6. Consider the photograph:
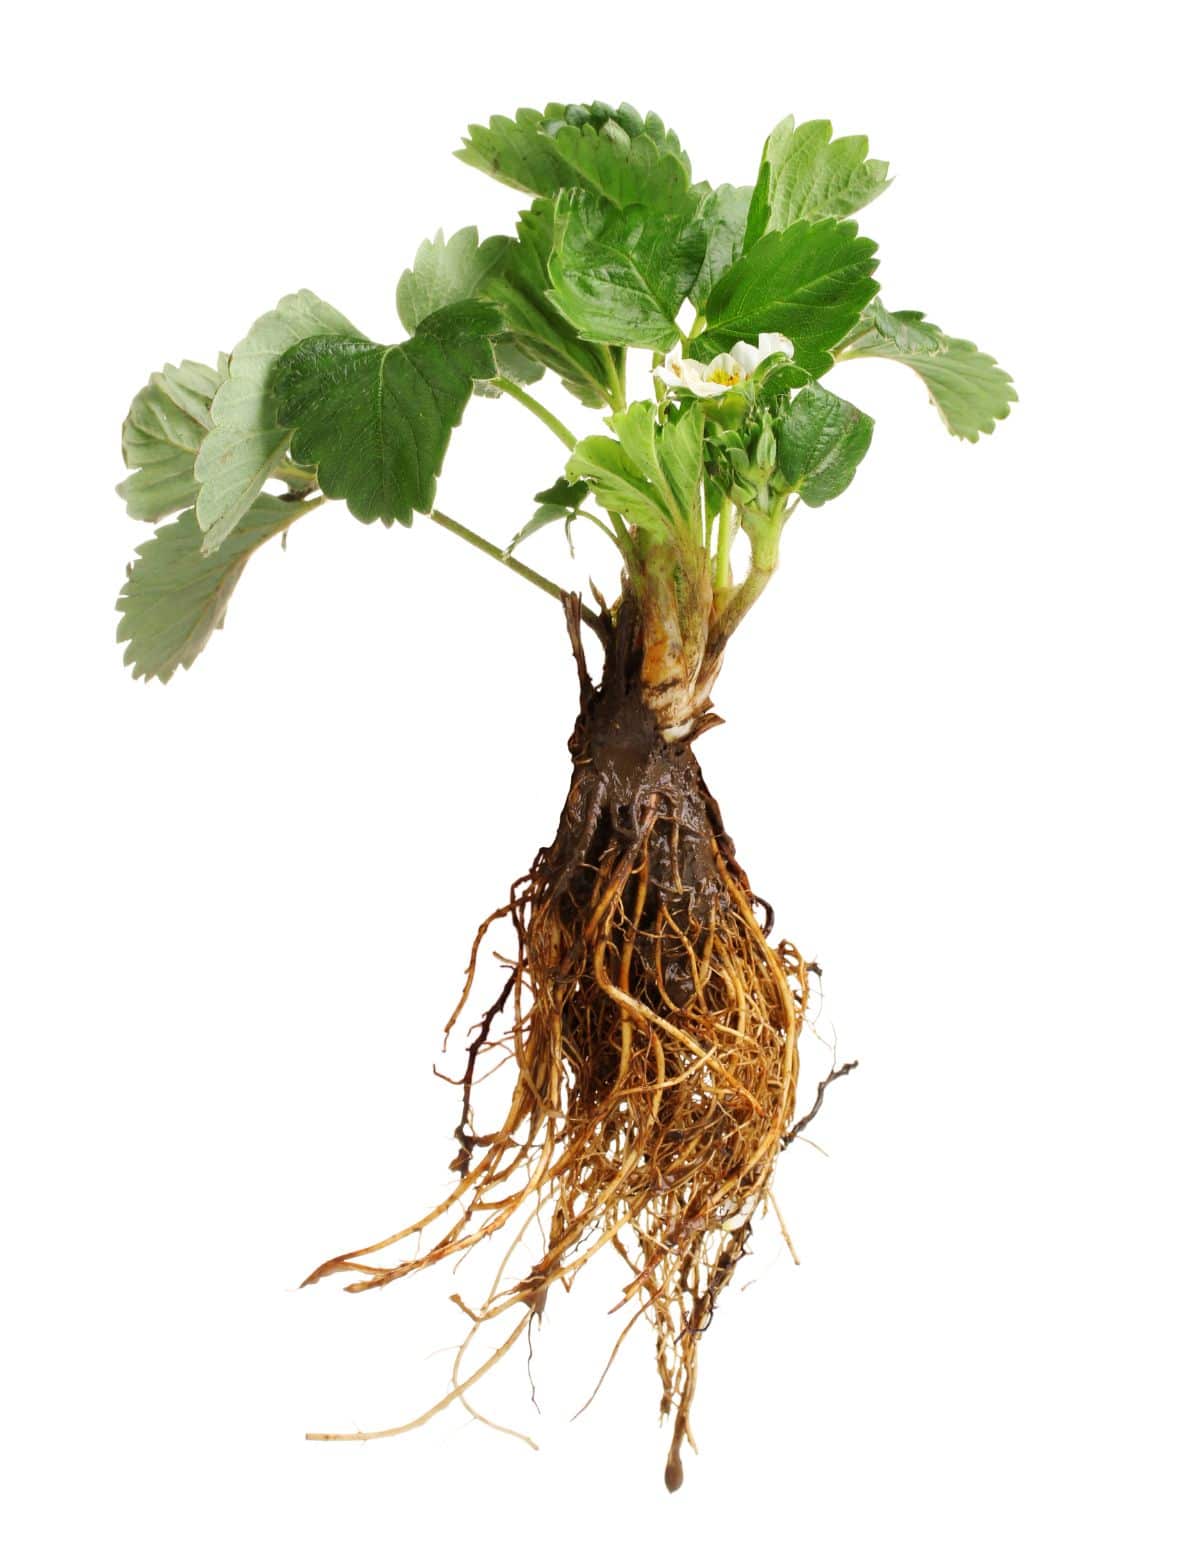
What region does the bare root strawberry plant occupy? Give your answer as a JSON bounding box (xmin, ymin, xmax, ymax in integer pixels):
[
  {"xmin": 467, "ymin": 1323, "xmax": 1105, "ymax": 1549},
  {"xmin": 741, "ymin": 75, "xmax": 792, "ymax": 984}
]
[{"xmin": 114, "ymin": 101, "xmax": 1014, "ymax": 1489}]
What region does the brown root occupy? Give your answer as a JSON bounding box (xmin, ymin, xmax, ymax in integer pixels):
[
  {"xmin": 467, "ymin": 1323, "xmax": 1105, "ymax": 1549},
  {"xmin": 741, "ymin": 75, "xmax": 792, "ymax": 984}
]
[{"xmin": 304, "ymin": 598, "xmax": 853, "ymax": 1489}]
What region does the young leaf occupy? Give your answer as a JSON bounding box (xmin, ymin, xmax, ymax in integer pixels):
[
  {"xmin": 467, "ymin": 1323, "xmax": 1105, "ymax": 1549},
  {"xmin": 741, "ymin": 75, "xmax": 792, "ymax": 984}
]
[
  {"xmin": 744, "ymin": 118, "xmax": 890, "ymax": 249},
  {"xmin": 116, "ymin": 495, "xmax": 307, "ymax": 683},
  {"xmin": 195, "ymin": 290, "xmax": 358, "ymax": 554},
  {"xmin": 504, "ymin": 477, "xmax": 590, "ymax": 555},
  {"xmin": 567, "ymin": 402, "xmax": 703, "ymax": 536},
  {"xmin": 776, "ymin": 384, "xmax": 874, "ymax": 505},
  {"xmin": 271, "ymin": 301, "xmax": 500, "ymax": 525},
  {"xmin": 483, "ymin": 199, "xmax": 616, "ymax": 407},
  {"xmin": 838, "ymin": 301, "xmax": 1017, "ymax": 440},
  {"xmin": 689, "ymin": 184, "xmax": 753, "ymax": 312},
  {"xmin": 117, "ymin": 358, "xmax": 226, "ymax": 521},
  {"xmin": 693, "ymin": 218, "xmax": 879, "ymax": 379},
  {"xmin": 547, "ymin": 189, "xmax": 706, "ymax": 353}
]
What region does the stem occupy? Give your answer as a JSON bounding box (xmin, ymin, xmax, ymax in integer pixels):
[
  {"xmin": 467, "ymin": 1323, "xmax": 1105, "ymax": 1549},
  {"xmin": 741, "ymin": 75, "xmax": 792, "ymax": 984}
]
[
  {"xmin": 602, "ymin": 348, "xmax": 627, "ymax": 412},
  {"xmin": 274, "ymin": 457, "xmax": 317, "ymax": 487},
  {"xmin": 714, "ymin": 497, "xmax": 735, "ymax": 591},
  {"xmin": 429, "ymin": 510, "xmax": 601, "ymax": 632},
  {"xmin": 711, "ymin": 514, "xmax": 780, "ymax": 650},
  {"xmin": 494, "ymin": 378, "xmax": 578, "ymax": 452}
]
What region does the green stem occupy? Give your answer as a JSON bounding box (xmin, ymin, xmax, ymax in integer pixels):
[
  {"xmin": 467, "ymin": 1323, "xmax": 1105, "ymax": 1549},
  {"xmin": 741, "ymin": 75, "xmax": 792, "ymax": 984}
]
[
  {"xmin": 712, "ymin": 515, "xmax": 780, "ymax": 649},
  {"xmin": 274, "ymin": 457, "xmax": 317, "ymax": 487},
  {"xmin": 494, "ymin": 377, "xmax": 578, "ymax": 452},
  {"xmin": 429, "ymin": 510, "xmax": 601, "ymax": 632},
  {"xmin": 602, "ymin": 348, "xmax": 627, "ymax": 412},
  {"xmin": 714, "ymin": 497, "xmax": 735, "ymax": 591}
]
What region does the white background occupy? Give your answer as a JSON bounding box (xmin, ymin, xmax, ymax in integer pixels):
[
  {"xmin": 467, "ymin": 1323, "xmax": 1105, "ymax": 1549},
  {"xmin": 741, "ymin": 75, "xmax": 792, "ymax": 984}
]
[{"xmin": 4, "ymin": 3, "xmax": 1197, "ymax": 1555}]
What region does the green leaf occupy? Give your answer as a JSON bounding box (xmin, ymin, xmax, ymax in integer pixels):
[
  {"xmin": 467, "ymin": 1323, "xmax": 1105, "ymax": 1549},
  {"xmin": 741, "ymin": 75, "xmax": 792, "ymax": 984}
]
[
  {"xmin": 483, "ymin": 198, "xmax": 615, "ymax": 407},
  {"xmin": 271, "ymin": 301, "xmax": 499, "ymax": 525},
  {"xmin": 394, "ymin": 226, "xmax": 509, "ymax": 330},
  {"xmin": 116, "ymin": 495, "xmax": 305, "ymax": 683},
  {"xmin": 547, "ymin": 102, "xmax": 690, "ymax": 168},
  {"xmin": 117, "ymin": 358, "xmax": 226, "ymax": 521},
  {"xmin": 838, "ymin": 301, "xmax": 1016, "ymax": 440},
  {"xmin": 690, "ymin": 184, "xmax": 753, "ymax": 311},
  {"xmin": 456, "ymin": 104, "xmax": 580, "ymax": 198},
  {"xmin": 195, "ymin": 290, "xmax": 359, "ymax": 554},
  {"xmin": 504, "ymin": 477, "xmax": 589, "ymax": 554},
  {"xmin": 396, "ymin": 226, "xmax": 544, "ymax": 395},
  {"xmin": 547, "ymin": 189, "xmax": 705, "ymax": 353},
  {"xmin": 744, "ymin": 118, "xmax": 890, "ymax": 249},
  {"xmin": 545, "ymin": 119, "xmax": 692, "ymax": 213},
  {"xmin": 457, "ymin": 101, "xmax": 690, "ymax": 204},
  {"xmin": 567, "ymin": 402, "xmax": 703, "ymax": 536},
  {"xmin": 693, "ymin": 218, "xmax": 879, "ymax": 378},
  {"xmin": 776, "ymin": 384, "xmax": 874, "ymax": 505}
]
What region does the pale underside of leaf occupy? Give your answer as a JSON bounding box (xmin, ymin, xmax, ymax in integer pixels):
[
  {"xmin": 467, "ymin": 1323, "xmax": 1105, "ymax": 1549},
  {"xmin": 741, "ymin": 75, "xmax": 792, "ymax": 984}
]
[
  {"xmin": 195, "ymin": 290, "xmax": 359, "ymax": 553},
  {"xmin": 395, "ymin": 225, "xmax": 544, "ymax": 396},
  {"xmin": 838, "ymin": 302, "xmax": 1016, "ymax": 440},
  {"xmin": 116, "ymin": 495, "xmax": 304, "ymax": 683},
  {"xmin": 117, "ymin": 357, "xmax": 225, "ymax": 521},
  {"xmin": 395, "ymin": 226, "xmax": 509, "ymax": 331}
]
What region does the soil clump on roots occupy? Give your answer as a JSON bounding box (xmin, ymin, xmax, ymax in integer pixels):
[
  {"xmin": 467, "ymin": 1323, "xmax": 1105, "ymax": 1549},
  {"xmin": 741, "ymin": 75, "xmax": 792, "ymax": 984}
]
[{"xmin": 305, "ymin": 598, "xmax": 844, "ymax": 1489}]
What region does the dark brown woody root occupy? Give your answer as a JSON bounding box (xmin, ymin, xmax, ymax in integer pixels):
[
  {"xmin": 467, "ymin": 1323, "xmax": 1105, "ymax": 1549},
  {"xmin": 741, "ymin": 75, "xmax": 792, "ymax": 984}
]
[{"xmin": 304, "ymin": 601, "xmax": 853, "ymax": 1489}]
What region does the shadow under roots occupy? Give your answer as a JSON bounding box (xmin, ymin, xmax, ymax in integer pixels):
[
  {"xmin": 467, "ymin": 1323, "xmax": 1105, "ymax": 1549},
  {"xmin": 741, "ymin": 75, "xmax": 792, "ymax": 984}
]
[{"xmin": 305, "ymin": 597, "xmax": 826, "ymax": 1491}]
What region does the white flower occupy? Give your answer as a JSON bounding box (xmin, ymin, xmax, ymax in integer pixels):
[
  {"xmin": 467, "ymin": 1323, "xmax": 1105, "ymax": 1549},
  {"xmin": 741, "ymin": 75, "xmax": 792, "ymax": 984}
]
[{"xmin": 654, "ymin": 333, "xmax": 794, "ymax": 398}]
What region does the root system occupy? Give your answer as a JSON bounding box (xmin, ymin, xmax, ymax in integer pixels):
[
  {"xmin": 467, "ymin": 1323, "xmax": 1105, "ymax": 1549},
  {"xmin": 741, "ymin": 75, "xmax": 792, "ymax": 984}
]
[{"xmin": 304, "ymin": 598, "xmax": 852, "ymax": 1489}]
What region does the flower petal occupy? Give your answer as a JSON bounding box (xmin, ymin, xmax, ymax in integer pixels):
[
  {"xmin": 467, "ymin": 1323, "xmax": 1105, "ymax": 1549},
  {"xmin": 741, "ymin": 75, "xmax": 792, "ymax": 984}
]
[
  {"xmin": 757, "ymin": 331, "xmax": 794, "ymax": 360},
  {"xmin": 688, "ymin": 376, "xmax": 738, "ymax": 399},
  {"xmin": 729, "ymin": 340, "xmax": 761, "ymax": 374}
]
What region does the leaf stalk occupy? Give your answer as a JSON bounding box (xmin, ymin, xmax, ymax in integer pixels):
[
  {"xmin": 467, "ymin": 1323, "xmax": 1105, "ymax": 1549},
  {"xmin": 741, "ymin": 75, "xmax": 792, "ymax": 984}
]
[
  {"xmin": 429, "ymin": 509, "xmax": 601, "ymax": 632},
  {"xmin": 494, "ymin": 378, "xmax": 578, "ymax": 452}
]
